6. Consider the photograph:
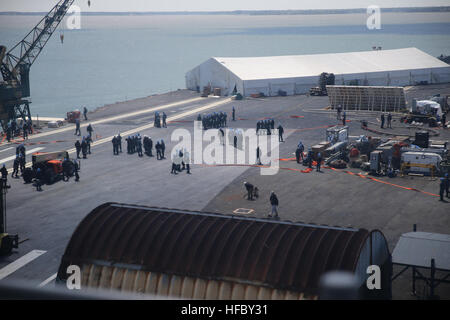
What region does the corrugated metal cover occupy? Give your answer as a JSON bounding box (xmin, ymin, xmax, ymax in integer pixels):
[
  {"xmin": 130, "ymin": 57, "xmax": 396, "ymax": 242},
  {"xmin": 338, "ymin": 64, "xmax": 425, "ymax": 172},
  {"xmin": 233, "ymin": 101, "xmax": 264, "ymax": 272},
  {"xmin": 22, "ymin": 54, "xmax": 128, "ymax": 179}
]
[{"xmin": 57, "ymin": 203, "xmax": 385, "ymax": 296}]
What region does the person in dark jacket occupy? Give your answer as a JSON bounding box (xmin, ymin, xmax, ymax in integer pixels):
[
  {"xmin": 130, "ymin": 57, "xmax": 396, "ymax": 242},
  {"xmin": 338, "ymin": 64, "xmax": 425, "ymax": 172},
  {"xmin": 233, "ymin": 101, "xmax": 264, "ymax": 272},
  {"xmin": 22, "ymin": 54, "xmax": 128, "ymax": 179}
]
[
  {"xmin": 117, "ymin": 133, "xmax": 122, "ymax": 153},
  {"xmin": 18, "ymin": 153, "xmax": 25, "ymax": 173},
  {"xmin": 86, "ymin": 124, "xmax": 94, "ymax": 138},
  {"xmin": 22, "ymin": 122, "xmax": 28, "ymax": 140},
  {"xmin": 256, "ymin": 147, "xmax": 262, "ymax": 165},
  {"xmin": 73, "ymin": 160, "xmax": 80, "ymax": 182},
  {"xmin": 162, "ymin": 112, "xmax": 167, "ymax": 128},
  {"xmin": 74, "ymin": 118, "xmax": 81, "ymax": 136},
  {"xmin": 35, "ymin": 168, "xmax": 43, "ymax": 191},
  {"xmin": 83, "ymin": 107, "xmax": 88, "ymax": 121},
  {"xmin": 81, "ymin": 138, "xmax": 88, "ymax": 159},
  {"xmin": 278, "ymin": 125, "xmax": 284, "ymax": 142},
  {"xmin": 268, "ymin": 191, "xmax": 279, "ymax": 218},
  {"xmin": 387, "ymin": 113, "xmax": 393, "ymax": 129},
  {"xmin": 439, "ymin": 177, "xmax": 447, "ymax": 201},
  {"xmin": 155, "ymin": 141, "xmax": 161, "ymax": 160},
  {"xmin": 160, "ymin": 140, "xmax": 165, "ymax": 159},
  {"xmin": 86, "ymin": 134, "xmax": 92, "ymax": 154},
  {"xmin": 380, "ymin": 113, "xmax": 385, "ymax": 129},
  {"xmin": 16, "ymin": 144, "xmax": 26, "ymax": 157},
  {"xmin": 316, "ymin": 152, "xmax": 322, "ymax": 172},
  {"xmin": 295, "ymin": 147, "xmax": 302, "ymax": 164},
  {"xmin": 6, "ymin": 126, "xmax": 12, "ymax": 142},
  {"xmin": 126, "ymin": 136, "xmax": 131, "ymax": 154},
  {"xmin": 136, "ymin": 135, "xmax": 143, "ymax": 157},
  {"xmin": 1, "ymin": 164, "xmax": 8, "ymax": 182},
  {"xmin": 112, "ymin": 136, "xmax": 118, "ymax": 155},
  {"xmin": 62, "ymin": 158, "xmax": 72, "ymax": 181},
  {"xmin": 244, "ymin": 181, "xmax": 254, "ymax": 200},
  {"xmin": 27, "ymin": 120, "xmax": 33, "ymax": 134},
  {"xmin": 12, "ymin": 157, "xmax": 20, "ymax": 178},
  {"xmin": 75, "ymin": 140, "xmax": 81, "ymax": 159}
]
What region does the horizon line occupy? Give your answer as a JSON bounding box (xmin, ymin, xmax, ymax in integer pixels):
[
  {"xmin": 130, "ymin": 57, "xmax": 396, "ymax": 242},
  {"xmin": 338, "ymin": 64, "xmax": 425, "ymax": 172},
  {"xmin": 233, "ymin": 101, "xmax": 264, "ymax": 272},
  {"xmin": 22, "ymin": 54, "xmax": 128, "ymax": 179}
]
[{"xmin": 1, "ymin": 6, "xmax": 449, "ymax": 15}]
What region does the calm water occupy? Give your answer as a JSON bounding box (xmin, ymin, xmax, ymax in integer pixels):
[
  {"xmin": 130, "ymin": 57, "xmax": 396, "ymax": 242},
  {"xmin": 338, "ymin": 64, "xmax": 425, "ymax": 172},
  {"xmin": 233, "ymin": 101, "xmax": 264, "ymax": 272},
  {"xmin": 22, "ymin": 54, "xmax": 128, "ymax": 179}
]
[{"xmin": 1, "ymin": 12, "xmax": 450, "ymax": 117}]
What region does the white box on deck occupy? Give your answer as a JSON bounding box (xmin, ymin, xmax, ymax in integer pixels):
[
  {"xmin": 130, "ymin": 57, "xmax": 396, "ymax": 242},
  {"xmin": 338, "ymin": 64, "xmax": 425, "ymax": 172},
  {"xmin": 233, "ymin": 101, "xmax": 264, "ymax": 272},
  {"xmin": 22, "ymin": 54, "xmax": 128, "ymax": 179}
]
[{"xmin": 401, "ymin": 152, "xmax": 442, "ymax": 173}]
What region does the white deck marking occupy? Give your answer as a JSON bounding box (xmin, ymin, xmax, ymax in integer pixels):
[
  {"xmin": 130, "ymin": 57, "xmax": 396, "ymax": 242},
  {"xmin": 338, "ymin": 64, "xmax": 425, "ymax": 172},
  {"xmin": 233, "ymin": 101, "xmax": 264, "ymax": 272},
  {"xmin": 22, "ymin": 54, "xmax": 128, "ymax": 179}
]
[
  {"xmin": 38, "ymin": 273, "xmax": 57, "ymax": 287},
  {"xmin": 0, "ymin": 250, "xmax": 46, "ymax": 281},
  {"xmin": 11, "ymin": 97, "xmax": 204, "ymax": 142},
  {"xmin": 0, "ymin": 147, "xmax": 13, "ymax": 153},
  {"xmin": 0, "ymin": 147, "xmax": 44, "ymax": 164}
]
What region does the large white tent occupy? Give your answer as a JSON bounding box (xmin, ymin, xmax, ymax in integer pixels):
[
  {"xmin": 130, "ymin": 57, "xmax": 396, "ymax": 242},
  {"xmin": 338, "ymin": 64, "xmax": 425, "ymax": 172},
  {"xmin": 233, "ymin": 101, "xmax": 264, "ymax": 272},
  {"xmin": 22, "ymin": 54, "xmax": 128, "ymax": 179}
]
[{"xmin": 185, "ymin": 48, "xmax": 450, "ymax": 97}]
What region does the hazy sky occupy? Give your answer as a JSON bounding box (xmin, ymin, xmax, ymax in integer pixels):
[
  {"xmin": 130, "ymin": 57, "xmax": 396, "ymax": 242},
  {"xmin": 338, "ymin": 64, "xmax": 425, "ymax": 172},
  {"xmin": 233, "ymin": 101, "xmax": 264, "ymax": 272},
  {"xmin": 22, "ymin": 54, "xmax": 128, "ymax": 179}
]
[{"xmin": 0, "ymin": 0, "xmax": 448, "ymax": 12}]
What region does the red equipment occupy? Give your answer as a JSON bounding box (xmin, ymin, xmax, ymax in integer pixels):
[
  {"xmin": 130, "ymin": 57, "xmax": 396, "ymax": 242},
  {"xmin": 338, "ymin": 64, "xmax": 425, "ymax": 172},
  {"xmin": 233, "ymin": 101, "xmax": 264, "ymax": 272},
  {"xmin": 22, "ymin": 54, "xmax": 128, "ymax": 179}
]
[{"xmin": 66, "ymin": 110, "xmax": 81, "ymax": 123}]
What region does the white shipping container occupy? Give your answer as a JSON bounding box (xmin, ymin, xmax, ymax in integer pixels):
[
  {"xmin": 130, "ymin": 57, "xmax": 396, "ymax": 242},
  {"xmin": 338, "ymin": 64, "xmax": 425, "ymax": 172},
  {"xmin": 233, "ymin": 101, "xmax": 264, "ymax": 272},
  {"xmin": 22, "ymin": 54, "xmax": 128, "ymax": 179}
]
[{"xmin": 401, "ymin": 152, "xmax": 442, "ymax": 173}]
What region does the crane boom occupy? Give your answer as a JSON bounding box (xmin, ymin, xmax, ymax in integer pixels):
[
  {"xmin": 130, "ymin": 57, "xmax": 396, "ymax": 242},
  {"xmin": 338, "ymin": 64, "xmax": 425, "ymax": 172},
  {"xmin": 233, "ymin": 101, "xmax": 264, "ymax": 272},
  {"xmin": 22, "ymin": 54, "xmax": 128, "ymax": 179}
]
[
  {"xmin": 0, "ymin": 0, "xmax": 75, "ymax": 131},
  {"xmin": 0, "ymin": 0, "xmax": 75, "ymax": 84}
]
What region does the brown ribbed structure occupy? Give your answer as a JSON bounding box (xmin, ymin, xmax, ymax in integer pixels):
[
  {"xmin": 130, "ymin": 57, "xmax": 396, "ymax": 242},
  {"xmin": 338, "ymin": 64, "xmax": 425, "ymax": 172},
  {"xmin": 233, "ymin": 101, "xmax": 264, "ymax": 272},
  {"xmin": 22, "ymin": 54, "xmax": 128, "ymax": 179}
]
[{"xmin": 57, "ymin": 203, "xmax": 391, "ymax": 299}]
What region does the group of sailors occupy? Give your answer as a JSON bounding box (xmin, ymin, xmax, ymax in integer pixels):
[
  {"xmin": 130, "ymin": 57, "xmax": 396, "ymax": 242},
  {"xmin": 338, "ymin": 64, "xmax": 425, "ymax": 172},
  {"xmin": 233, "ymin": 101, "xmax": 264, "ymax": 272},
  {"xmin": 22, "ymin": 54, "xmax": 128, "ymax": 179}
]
[
  {"xmin": 125, "ymin": 134, "xmax": 143, "ymax": 156},
  {"xmin": 114, "ymin": 133, "xmax": 166, "ymax": 160},
  {"xmin": 111, "ymin": 134, "xmax": 123, "ymax": 155},
  {"xmin": 199, "ymin": 112, "xmax": 228, "ymax": 130},
  {"xmin": 380, "ymin": 113, "xmax": 393, "ymax": 129},
  {"xmin": 171, "ymin": 149, "xmax": 190, "ymax": 174},
  {"xmin": 5, "ymin": 119, "xmax": 33, "ymax": 142},
  {"xmin": 256, "ymin": 119, "xmax": 275, "ymax": 135},
  {"xmin": 154, "ymin": 112, "xmax": 167, "ymax": 128},
  {"xmin": 11, "ymin": 144, "xmax": 27, "ymax": 178},
  {"xmin": 74, "ymin": 135, "xmax": 92, "ymax": 159},
  {"xmin": 61, "ymin": 158, "xmax": 80, "ymax": 182},
  {"xmin": 294, "ymin": 140, "xmax": 323, "ymax": 171}
]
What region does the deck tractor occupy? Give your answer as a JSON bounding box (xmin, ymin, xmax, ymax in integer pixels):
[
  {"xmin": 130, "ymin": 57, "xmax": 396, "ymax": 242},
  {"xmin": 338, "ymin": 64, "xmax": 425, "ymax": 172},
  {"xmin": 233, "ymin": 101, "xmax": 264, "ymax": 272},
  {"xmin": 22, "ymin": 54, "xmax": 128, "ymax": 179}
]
[{"xmin": 23, "ymin": 150, "xmax": 80, "ymax": 185}]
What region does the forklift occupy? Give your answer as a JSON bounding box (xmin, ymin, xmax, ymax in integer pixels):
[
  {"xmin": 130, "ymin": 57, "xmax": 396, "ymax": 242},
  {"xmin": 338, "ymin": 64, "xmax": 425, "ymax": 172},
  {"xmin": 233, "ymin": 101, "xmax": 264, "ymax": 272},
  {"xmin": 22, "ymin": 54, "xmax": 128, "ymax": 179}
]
[
  {"xmin": 23, "ymin": 150, "xmax": 80, "ymax": 185},
  {"xmin": 0, "ymin": 178, "xmax": 19, "ymax": 255}
]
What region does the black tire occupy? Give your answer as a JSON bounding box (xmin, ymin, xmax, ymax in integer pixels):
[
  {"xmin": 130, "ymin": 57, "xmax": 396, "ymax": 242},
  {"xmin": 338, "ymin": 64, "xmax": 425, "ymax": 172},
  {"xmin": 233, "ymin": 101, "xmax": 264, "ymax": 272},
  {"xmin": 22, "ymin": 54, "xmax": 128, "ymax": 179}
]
[
  {"xmin": 0, "ymin": 236, "xmax": 13, "ymax": 255},
  {"xmin": 44, "ymin": 168, "xmax": 55, "ymax": 184},
  {"xmin": 22, "ymin": 168, "xmax": 34, "ymax": 184}
]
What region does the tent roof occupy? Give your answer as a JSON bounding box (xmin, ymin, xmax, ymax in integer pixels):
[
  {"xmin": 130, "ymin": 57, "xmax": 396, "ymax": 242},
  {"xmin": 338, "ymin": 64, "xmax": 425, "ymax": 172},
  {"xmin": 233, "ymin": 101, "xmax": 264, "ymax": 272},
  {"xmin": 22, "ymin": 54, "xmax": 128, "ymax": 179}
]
[{"xmin": 213, "ymin": 48, "xmax": 449, "ymax": 81}]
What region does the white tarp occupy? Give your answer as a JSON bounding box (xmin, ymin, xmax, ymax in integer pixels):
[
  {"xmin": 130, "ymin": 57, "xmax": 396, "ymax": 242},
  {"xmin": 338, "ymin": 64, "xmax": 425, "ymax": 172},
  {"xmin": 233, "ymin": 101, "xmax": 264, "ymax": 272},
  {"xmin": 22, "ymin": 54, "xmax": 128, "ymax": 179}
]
[
  {"xmin": 186, "ymin": 47, "xmax": 450, "ymax": 97},
  {"xmin": 413, "ymin": 100, "xmax": 443, "ymax": 117}
]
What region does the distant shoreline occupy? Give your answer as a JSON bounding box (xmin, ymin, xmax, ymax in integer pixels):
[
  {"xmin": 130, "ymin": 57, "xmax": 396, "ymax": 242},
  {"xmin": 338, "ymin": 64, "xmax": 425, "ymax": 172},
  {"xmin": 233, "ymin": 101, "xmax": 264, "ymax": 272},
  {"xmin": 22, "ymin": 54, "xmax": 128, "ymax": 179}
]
[{"xmin": 1, "ymin": 6, "xmax": 450, "ymax": 16}]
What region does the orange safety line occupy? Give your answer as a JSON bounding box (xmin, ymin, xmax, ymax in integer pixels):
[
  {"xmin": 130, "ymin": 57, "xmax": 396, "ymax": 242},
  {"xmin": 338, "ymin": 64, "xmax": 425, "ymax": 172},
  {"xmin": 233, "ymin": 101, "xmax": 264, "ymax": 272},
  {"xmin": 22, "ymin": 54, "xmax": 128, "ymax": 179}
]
[
  {"xmin": 200, "ymin": 160, "xmax": 439, "ymax": 197},
  {"xmin": 328, "ymin": 167, "xmax": 439, "ymax": 197}
]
